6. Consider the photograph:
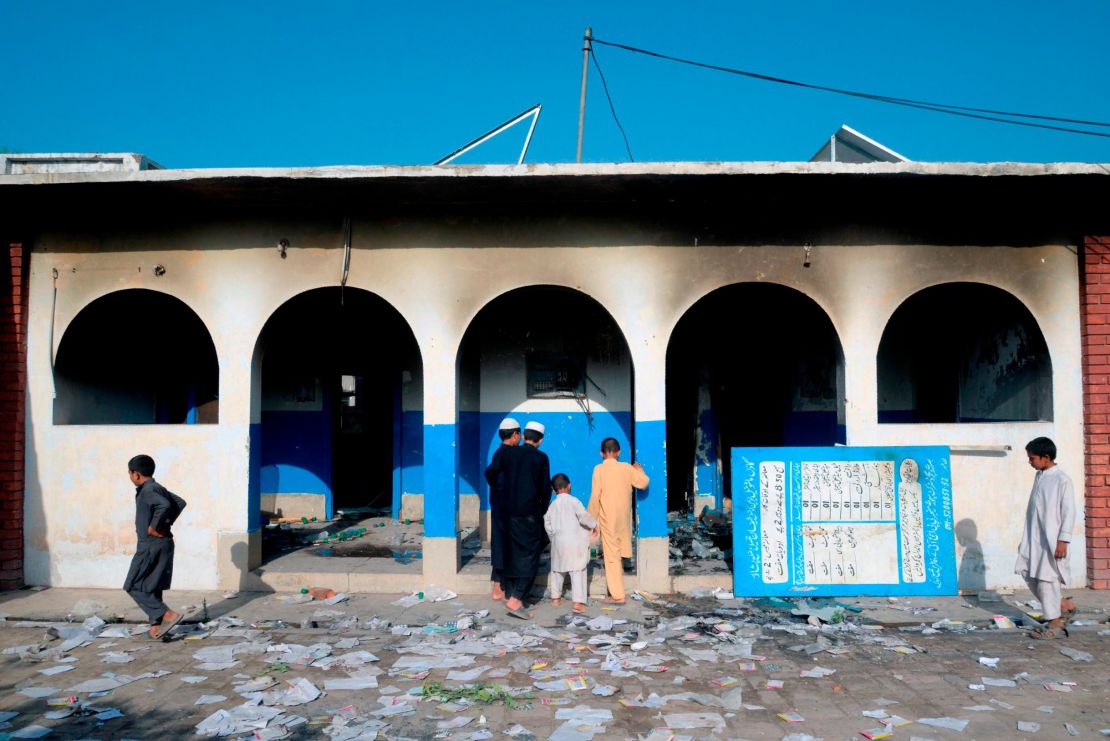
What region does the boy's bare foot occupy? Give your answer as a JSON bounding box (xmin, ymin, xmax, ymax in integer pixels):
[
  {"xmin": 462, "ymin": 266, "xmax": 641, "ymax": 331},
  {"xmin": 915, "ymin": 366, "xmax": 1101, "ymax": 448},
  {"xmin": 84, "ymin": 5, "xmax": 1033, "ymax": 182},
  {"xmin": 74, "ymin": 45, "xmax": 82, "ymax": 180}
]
[
  {"xmin": 551, "ymin": 598, "xmax": 563, "ymax": 606},
  {"xmin": 572, "ymin": 602, "xmax": 587, "ymax": 614},
  {"xmin": 491, "ymin": 581, "xmax": 505, "ymax": 601}
]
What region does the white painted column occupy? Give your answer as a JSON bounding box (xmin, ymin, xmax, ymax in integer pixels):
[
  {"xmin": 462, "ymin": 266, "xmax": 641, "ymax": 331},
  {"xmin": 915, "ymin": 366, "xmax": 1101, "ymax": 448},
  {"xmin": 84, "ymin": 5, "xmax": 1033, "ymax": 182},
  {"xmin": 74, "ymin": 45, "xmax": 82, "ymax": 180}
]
[{"xmin": 212, "ymin": 318, "xmax": 261, "ymax": 589}]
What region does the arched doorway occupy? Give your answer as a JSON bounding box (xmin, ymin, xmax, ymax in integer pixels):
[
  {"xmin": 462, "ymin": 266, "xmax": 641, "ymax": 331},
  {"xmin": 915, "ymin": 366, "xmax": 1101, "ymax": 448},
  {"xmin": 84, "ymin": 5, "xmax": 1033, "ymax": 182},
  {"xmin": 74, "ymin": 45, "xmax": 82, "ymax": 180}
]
[
  {"xmin": 54, "ymin": 289, "xmax": 218, "ymax": 424},
  {"xmin": 254, "ymin": 288, "xmax": 422, "ymax": 534},
  {"xmin": 456, "ymin": 286, "xmax": 634, "ymax": 566},
  {"xmin": 878, "ymin": 283, "xmax": 1052, "ymax": 423},
  {"xmin": 666, "ymin": 283, "xmax": 845, "ymax": 572}
]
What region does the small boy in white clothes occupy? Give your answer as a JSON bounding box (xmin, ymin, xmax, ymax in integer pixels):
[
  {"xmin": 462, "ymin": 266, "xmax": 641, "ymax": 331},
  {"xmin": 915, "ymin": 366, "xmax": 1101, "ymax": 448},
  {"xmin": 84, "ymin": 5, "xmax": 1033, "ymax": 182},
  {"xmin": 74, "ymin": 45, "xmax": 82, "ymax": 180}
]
[{"xmin": 543, "ymin": 473, "xmax": 598, "ymax": 614}]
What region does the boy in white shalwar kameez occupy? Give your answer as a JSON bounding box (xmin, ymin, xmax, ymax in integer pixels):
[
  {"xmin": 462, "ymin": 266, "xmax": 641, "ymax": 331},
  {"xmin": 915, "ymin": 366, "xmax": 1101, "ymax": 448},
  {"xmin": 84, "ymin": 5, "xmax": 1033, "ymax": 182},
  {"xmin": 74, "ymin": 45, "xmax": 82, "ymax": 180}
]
[
  {"xmin": 544, "ymin": 473, "xmax": 598, "ymax": 614},
  {"xmin": 1015, "ymin": 436, "xmax": 1077, "ymax": 639}
]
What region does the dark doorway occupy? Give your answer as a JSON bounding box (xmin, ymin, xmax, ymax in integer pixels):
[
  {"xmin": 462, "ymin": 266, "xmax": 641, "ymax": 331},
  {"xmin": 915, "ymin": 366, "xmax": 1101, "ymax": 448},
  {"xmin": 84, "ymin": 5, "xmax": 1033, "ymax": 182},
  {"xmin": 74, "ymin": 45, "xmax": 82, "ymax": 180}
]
[
  {"xmin": 257, "ymin": 288, "xmax": 421, "ymax": 518},
  {"xmin": 666, "ymin": 283, "xmax": 845, "ymax": 516}
]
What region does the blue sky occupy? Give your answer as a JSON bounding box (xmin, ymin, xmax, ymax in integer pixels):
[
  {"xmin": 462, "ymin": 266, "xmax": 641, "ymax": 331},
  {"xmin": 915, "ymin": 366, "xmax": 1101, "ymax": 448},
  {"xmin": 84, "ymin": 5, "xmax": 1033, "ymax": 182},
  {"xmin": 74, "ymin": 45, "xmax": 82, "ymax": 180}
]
[{"xmin": 2, "ymin": 1, "xmax": 1108, "ymax": 167}]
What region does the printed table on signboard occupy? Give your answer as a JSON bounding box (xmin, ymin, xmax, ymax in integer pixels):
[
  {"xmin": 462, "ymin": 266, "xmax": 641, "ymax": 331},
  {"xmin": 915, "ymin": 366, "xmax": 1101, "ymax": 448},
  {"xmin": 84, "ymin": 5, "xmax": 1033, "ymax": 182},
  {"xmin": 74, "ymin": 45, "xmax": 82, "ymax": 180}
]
[{"xmin": 732, "ymin": 446, "xmax": 957, "ymax": 597}]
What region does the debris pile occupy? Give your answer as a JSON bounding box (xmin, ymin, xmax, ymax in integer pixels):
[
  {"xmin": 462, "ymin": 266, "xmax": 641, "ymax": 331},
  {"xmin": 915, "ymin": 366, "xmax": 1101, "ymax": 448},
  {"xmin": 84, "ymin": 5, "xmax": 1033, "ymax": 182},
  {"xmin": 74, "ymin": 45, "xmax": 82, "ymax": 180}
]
[{"xmin": 667, "ymin": 508, "xmax": 731, "ymax": 573}]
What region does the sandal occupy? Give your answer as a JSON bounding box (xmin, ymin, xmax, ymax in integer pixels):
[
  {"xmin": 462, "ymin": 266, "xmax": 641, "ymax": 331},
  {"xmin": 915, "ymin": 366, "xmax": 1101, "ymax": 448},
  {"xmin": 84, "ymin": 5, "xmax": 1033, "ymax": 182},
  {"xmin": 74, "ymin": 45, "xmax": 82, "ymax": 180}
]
[
  {"xmin": 154, "ymin": 611, "xmax": 184, "ymax": 640},
  {"xmin": 506, "ymin": 608, "xmax": 533, "ymax": 620},
  {"xmin": 1030, "ymin": 626, "xmax": 1068, "ymax": 639},
  {"xmin": 603, "ymin": 597, "xmax": 625, "ymax": 605},
  {"xmin": 572, "ymin": 603, "xmax": 588, "ymax": 614}
]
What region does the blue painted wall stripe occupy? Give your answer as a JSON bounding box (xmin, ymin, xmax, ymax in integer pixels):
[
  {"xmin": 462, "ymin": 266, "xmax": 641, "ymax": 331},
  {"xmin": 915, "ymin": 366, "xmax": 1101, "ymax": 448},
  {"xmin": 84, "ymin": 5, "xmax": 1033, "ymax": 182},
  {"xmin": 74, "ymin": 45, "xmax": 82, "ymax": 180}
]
[
  {"xmin": 422, "ymin": 423, "xmax": 458, "ymax": 538},
  {"xmin": 467, "ymin": 410, "xmax": 633, "ymax": 512},
  {"xmin": 634, "ymin": 419, "xmax": 667, "ymax": 538}
]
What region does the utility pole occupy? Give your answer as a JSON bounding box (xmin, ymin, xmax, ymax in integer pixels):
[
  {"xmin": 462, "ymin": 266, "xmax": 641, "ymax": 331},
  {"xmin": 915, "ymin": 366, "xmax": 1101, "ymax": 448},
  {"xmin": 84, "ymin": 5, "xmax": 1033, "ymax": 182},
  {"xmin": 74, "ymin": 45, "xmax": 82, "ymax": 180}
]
[{"xmin": 576, "ymin": 27, "xmax": 592, "ymax": 163}]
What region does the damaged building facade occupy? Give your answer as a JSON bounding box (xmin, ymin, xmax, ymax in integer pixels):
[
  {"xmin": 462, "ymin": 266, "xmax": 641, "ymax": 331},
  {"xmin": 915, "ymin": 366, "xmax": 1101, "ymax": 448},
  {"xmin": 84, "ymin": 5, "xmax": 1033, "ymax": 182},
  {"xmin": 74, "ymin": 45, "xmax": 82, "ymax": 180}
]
[{"xmin": 1, "ymin": 156, "xmax": 1108, "ymax": 594}]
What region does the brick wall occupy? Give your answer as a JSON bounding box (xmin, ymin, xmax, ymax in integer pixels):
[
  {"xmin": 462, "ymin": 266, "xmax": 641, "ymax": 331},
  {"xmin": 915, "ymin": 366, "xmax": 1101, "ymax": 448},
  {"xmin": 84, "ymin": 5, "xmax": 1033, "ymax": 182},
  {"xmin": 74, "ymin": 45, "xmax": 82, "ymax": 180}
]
[
  {"xmin": 0, "ymin": 242, "xmax": 27, "ymax": 590},
  {"xmin": 1082, "ymin": 236, "xmax": 1110, "ymax": 589}
]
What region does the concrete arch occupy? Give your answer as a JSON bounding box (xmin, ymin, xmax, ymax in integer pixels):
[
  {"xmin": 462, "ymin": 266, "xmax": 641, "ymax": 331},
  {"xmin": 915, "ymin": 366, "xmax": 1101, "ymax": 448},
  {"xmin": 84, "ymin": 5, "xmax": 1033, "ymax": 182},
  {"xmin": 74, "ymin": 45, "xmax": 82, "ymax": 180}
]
[
  {"xmin": 450, "ymin": 282, "xmax": 637, "ymax": 377},
  {"xmin": 54, "ymin": 287, "xmax": 220, "ymax": 425},
  {"xmin": 247, "ymin": 285, "xmax": 424, "ymax": 421},
  {"xmin": 664, "ymin": 281, "xmax": 847, "ymax": 522},
  {"xmin": 454, "ymin": 284, "xmax": 637, "ymax": 531},
  {"xmin": 876, "ymin": 281, "xmax": 1054, "ymax": 423},
  {"xmin": 664, "ymin": 279, "xmax": 848, "ymax": 363},
  {"xmin": 53, "ymin": 284, "xmax": 219, "ymax": 364},
  {"xmin": 666, "ymin": 279, "xmax": 848, "ymax": 363},
  {"xmin": 876, "ymin": 278, "xmax": 1057, "ymax": 372},
  {"xmin": 248, "ymin": 286, "xmax": 425, "ymax": 530},
  {"xmin": 455, "ymin": 283, "xmax": 639, "ymax": 377}
]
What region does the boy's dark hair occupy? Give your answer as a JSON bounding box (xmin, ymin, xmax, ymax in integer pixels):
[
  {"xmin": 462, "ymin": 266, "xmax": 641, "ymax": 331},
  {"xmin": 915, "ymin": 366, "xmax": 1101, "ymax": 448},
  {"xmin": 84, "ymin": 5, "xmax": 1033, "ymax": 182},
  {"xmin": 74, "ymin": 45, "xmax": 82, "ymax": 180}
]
[
  {"xmin": 128, "ymin": 454, "xmax": 156, "ymax": 477},
  {"xmin": 498, "ymin": 427, "xmax": 520, "ymax": 441},
  {"xmin": 1025, "ymin": 437, "xmax": 1057, "ymax": 460},
  {"xmin": 551, "ymin": 473, "xmax": 570, "ymax": 491},
  {"xmin": 600, "ymin": 437, "xmax": 621, "ymax": 454},
  {"xmin": 524, "ymin": 429, "xmax": 543, "ymax": 443}
]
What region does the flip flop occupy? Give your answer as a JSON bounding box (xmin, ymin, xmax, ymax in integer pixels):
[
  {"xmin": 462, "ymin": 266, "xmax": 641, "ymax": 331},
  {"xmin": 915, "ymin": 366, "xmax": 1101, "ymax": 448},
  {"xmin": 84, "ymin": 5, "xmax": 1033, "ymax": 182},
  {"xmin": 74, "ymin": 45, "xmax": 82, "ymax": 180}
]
[
  {"xmin": 603, "ymin": 598, "xmax": 625, "ymax": 605},
  {"xmin": 146, "ymin": 627, "xmax": 163, "ymax": 641},
  {"xmin": 1030, "ymin": 626, "xmax": 1068, "ymax": 639},
  {"xmin": 506, "ymin": 608, "xmax": 532, "ymax": 620},
  {"xmin": 155, "ymin": 612, "xmax": 185, "ymax": 639}
]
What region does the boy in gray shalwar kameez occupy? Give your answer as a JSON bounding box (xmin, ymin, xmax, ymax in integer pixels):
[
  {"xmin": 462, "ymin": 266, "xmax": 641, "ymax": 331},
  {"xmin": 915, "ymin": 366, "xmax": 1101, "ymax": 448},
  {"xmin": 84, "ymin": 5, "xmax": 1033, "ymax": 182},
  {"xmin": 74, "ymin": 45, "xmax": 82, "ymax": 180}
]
[
  {"xmin": 1015, "ymin": 437, "xmax": 1077, "ymax": 639},
  {"xmin": 124, "ymin": 454, "xmax": 185, "ymax": 640}
]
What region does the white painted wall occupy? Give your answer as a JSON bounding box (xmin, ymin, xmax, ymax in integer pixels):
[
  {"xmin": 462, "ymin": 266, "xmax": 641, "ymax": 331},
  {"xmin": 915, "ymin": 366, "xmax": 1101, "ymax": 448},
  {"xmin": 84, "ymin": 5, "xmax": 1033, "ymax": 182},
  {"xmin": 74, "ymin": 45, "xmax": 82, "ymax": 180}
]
[{"xmin": 24, "ymin": 222, "xmax": 1083, "ymax": 590}]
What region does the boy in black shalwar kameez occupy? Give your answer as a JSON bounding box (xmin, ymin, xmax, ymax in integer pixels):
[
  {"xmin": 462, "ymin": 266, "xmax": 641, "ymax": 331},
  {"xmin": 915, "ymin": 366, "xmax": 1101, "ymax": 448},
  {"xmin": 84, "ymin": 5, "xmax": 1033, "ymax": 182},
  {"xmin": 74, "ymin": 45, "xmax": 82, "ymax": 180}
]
[{"xmin": 123, "ymin": 454, "xmax": 185, "ymax": 640}]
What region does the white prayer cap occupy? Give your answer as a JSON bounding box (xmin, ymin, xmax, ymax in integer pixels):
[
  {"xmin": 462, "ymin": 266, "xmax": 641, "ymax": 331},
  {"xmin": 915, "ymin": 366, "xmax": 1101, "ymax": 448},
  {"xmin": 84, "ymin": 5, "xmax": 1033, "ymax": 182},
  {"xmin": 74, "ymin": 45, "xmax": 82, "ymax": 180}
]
[
  {"xmin": 525, "ymin": 421, "xmax": 545, "ymax": 435},
  {"xmin": 499, "ymin": 417, "xmax": 521, "ymax": 431}
]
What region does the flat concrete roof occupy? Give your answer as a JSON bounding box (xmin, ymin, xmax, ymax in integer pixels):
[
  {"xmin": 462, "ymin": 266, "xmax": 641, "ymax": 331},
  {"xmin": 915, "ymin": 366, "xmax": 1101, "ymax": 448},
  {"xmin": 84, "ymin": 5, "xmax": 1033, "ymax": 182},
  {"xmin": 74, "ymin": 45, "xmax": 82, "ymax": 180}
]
[
  {"xmin": 3, "ymin": 158, "xmax": 1108, "ymax": 247},
  {"xmin": 2, "ymin": 159, "xmax": 1108, "ymax": 187}
]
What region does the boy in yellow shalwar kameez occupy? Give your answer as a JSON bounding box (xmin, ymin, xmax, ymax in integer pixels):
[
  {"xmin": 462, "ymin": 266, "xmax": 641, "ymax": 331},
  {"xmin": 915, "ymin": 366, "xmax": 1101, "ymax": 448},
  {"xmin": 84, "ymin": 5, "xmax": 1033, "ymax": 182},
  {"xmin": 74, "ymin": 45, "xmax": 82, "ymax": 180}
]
[{"xmin": 587, "ymin": 437, "xmax": 649, "ymax": 604}]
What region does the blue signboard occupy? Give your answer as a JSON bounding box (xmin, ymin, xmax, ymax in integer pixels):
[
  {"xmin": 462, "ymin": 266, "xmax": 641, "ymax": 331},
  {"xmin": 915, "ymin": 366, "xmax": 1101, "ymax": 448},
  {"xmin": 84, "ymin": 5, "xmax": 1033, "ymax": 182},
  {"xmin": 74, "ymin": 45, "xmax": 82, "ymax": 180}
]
[{"xmin": 732, "ymin": 446, "xmax": 956, "ymax": 597}]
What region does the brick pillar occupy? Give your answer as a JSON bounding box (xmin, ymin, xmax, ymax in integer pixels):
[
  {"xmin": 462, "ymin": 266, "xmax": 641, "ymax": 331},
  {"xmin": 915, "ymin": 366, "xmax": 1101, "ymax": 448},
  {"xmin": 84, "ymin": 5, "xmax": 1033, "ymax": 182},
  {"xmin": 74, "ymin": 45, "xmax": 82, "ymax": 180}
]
[
  {"xmin": 1082, "ymin": 236, "xmax": 1110, "ymax": 589},
  {"xmin": 0, "ymin": 242, "xmax": 28, "ymax": 590}
]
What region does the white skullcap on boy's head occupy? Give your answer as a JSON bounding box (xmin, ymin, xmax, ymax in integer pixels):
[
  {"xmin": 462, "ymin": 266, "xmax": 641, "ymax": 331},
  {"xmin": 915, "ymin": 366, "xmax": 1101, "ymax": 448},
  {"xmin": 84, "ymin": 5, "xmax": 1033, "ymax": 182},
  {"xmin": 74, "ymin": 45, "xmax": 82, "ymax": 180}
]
[
  {"xmin": 525, "ymin": 421, "xmax": 545, "ymax": 434},
  {"xmin": 499, "ymin": 417, "xmax": 520, "ymax": 431}
]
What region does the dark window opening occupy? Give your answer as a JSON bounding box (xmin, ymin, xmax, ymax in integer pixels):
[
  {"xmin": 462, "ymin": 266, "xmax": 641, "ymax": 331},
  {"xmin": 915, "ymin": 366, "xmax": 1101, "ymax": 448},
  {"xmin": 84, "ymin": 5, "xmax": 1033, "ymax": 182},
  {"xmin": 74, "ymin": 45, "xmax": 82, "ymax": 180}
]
[
  {"xmin": 527, "ymin": 351, "xmax": 585, "ymax": 398},
  {"xmin": 877, "ymin": 283, "xmax": 1053, "ymax": 423},
  {"xmin": 53, "ymin": 289, "xmax": 218, "ymax": 425}
]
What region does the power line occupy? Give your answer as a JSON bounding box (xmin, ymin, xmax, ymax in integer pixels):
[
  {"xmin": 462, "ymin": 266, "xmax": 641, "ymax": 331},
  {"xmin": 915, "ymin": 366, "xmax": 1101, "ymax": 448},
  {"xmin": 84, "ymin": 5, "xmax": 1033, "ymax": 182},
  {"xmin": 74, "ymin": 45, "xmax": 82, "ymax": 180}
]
[
  {"xmin": 589, "ymin": 46, "xmax": 634, "ymax": 161},
  {"xmin": 592, "ymin": 37, "xmax": 1110, "ymax": 139}
]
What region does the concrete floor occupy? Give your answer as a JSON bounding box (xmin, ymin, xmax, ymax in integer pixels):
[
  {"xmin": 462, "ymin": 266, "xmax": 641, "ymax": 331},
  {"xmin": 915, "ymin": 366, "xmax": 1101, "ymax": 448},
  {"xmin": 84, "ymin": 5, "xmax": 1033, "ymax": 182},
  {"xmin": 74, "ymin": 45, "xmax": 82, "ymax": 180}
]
[{"xmin": 254, "ymin": 514, "xmax": 734, "ymax": 597}]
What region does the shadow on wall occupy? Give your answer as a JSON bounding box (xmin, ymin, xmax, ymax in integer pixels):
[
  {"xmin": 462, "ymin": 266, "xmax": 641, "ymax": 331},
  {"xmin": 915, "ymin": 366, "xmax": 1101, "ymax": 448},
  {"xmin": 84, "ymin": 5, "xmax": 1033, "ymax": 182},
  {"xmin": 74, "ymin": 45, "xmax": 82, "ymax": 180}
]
[
  {"xmin": 22, "ymin": 386, "xmax": 47, "ymax": 587},
  {"xmin": 956, "ymin": 518, "xmax": 986, "ymax": 595},
  {"xmin": 229, "ymin": 540, "xmax": 250, "ymax": 591}
]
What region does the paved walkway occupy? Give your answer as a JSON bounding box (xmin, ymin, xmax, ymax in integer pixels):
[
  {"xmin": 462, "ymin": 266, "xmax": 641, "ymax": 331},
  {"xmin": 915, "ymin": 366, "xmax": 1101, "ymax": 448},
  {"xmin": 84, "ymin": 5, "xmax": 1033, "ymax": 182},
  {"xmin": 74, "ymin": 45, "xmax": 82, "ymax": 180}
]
[{"xmin": 4, "ymin": 585, "xmax": 1110, "ymax": 627}]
